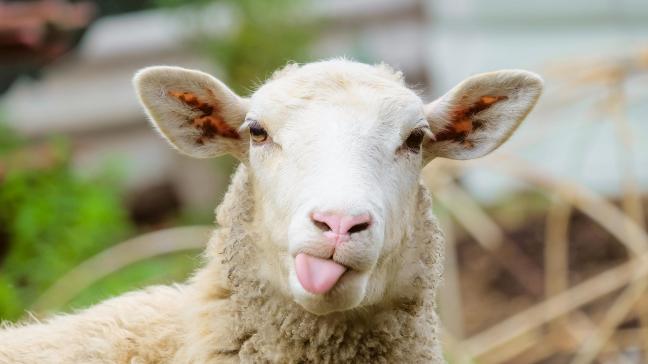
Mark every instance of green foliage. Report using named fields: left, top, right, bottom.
left=156, top=0, right=317, bottom=93
left=0, top=129, right=132, bottom=321
left=66, top=251, right=199, bottom=311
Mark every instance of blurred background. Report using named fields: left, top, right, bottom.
left=1, top=0, right=648, bottom=362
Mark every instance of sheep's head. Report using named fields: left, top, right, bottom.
left=134, top=60, right=542, bottom=315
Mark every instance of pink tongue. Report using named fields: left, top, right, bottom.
left=295, top=253, right=347, bottom=294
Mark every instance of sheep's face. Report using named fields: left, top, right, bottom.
left=135, top=60, right=543, bottom=315
left=245, top=71, right=427, bottom=314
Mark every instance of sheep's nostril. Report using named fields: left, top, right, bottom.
left=313, top=220, right=332, bottom=232
left=348, top=222, right=370, bottom=234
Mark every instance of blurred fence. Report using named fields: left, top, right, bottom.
left=435, top=49, right=648, bottom=364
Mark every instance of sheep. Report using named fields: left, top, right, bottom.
left=0, top=59, right=543, bottom=363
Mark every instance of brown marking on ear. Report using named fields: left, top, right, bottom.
left=480, top=95, right=502, bottom=105
left=435, top=95, right=508, bottom=143
left=169, top=91, right=240, bottom=142
left=453, top=119, right=473, bottom=133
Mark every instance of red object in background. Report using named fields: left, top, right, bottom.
left=0, top=0, right=95, bottom=62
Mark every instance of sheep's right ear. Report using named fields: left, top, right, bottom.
left=134, top=66, right=249, bottom=159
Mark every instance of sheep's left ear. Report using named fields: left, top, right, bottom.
left=134, top=66, right=249, bottom=160
left=423, top=70, right=543, bottom=161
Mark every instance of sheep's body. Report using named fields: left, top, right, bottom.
left=0, top=285, right=186, bottom=363
left=0, top=165, right=445, bottom=363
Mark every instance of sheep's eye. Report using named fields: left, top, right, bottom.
left=404, top=129, right=425, bottom=152
left=249, top=123, right=268, bottom=144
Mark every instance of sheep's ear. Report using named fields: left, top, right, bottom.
left=423, top=70, right=543, bottom=161
left=134, top=66, right=249, bottom=159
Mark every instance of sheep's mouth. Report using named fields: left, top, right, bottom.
left=294, top=253, right=348, bottom=295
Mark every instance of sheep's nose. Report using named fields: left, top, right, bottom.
left=311, top=212, right=372, bottom=240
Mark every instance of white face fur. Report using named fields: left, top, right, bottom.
left=134, top=59, right=543, bottom=315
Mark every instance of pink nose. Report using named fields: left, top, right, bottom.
left=311, top=212, right=372, bottom=244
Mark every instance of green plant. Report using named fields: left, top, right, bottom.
left=66, top=251, right=199, bottom=311
left=0, top=128, right=132, bottom=320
